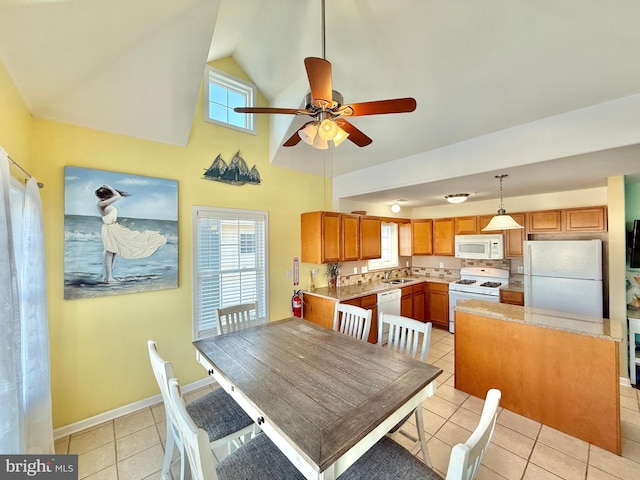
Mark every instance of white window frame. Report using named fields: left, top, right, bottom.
left=204, top=66, right=257, bottom=134
left=368, top=222, right=399, bottom=271
left=192, top=206, right=268, bottom=340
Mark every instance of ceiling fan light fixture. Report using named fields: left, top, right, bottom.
left=312, top=133, right=329, bottom=150
left=445, top=193, right=469, bottom=204
left=482, top=174, right=524, bottom=231
left=318, top=118, right=339, bottom=140
left=332, top=126, right=349, bottom=146
left=299, top=123, right=318, bottom=145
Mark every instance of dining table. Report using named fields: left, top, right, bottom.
left=193, top=317, right=442, bottom=480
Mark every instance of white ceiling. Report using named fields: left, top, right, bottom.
left=1, top=0, right=640, bottom=207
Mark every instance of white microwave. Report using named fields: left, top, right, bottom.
left=454, top=234, right=504, bottom=260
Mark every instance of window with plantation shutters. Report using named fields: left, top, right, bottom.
left=193, top=207, right=268, bottom=340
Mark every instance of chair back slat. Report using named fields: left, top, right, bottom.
left=378, top=312, right=432, bottom=361
left=217, top=302, right=259, bottom=334
left=333, top=303, right=372, bottom=341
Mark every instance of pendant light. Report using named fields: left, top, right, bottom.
left=482, top=174, right=524, bottom=231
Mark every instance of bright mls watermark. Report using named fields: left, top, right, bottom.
left=1, top=455, right=78, bottom=480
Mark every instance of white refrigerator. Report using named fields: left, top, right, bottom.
left=523, top=239, right=603, bottom=318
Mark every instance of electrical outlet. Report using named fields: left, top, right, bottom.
left=405, top=261, right=409, bottom=267
left=311, top=268, right=318, bottom=277
left=286, top=269, right=292, bottom=278
left=517, top=266, right=524, bottom=274
left=439, top=262, right=444, bottom=268
left=353, top=267, right=358, bottom=274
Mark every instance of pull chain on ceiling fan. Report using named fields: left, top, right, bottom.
left=233, top=0, right=417, bottom=149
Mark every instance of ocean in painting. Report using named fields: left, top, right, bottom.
left=64, top=214, right=178, bottom=299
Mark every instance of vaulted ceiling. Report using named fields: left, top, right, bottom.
left=1, top=0, right=639, bottom=207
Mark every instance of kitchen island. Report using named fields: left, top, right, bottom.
left=454, top=300, right=622, bottom=455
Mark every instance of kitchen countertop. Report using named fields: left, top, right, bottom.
left=455, top=299, right=622, bottom=341
left=304, top=276, right=455, bottom=302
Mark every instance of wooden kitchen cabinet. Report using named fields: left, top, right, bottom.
left=302, top=293, right=336, bottom=330
left=455, top=216, right=478, bottom=235
left=563, top=206, right=607, bottom=232
left=427, top=282, right=449, bottom=329
left=360, top=216, right=382, bottom=260
left=399, top=222, right=413, bottom=256
left=301, top=211, right=341, bottom=263
left=478, top=215, right=494, bottom=233
left=504, top=212, right=526, bottom=258
left=500, top=289, right=524, bottom=306
left=433, top=218, right=455, bottom=256
left=412, top=219, right=433, bottom=255
left=341, top=214, right=360, bottom=261
left=412, top=283, right=426, bottom=321
left=341, top=294, right=378, bottom=344
left=527, top=210, right=562, bottom=232
left=401, top=286, right=413, bottom=318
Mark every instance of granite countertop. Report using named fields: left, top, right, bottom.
left=304, top=276, right=455, bottom=302
left=455, top=299, right=622, bottom=341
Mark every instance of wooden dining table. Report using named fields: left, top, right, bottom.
left=193, top=317, right=442, bottom=480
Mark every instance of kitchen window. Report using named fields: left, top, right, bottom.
left=192, top=207, right=268, bottom=340
left=368, top=222, right=398, bottom=271
left=204, top=66, right=257, bottom=134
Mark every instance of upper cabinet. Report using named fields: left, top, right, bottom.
left=454, top=216, right=479, bottom=235
left=341, top=214, right=360, bottom=261
left=433, top=218, right=455, bottom=256
left=412, top=219, right=433, bottom=255
left=301, top=211, right=341, bottom=264
left=527, top=210, right=562, bottom=232
left=360, top=216, right=382, bottom=260
left=301, top=211, right=383, bottom=264
left=563, top=206, right=607, bottom=232
left=504, top=212, right=526, bottom=258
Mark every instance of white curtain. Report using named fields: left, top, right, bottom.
left=0, top=149, right=53, bottom=454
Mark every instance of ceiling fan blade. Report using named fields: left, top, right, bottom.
left=339, top=120, right=373, bottom=147
left=339, top=97, right=417, bottom=117
left=234, top=107, right=306, bottom=115
left=283, top=121, right=315, bottom=147
left=304, top=57, right=333, bottom=107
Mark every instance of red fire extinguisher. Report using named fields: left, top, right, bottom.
left=292, top=290, right=302, bottom=318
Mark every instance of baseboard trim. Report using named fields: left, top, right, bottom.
left=53, top=377, right=215, bottom=440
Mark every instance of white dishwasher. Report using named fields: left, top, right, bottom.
left=377, top=289, right=401, bottom=344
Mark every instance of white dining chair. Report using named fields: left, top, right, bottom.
left=338, top=389, right=502, bottom=480
left=333, top=303, right=372, bottom=341
left=378, top=312, right=433, bottom=465
left=216, top=302, right=258, bottom=334
left=167, top=378, right=305, bottom=480
left=147, top=340, right=255, bottom=480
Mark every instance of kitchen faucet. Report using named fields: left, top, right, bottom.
left=384, top=269, right=394, bottom=281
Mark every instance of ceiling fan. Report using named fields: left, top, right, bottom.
left=233, top=1, right=417, bottom=149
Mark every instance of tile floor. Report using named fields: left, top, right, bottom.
left=55, top=328, right=640, bottom=480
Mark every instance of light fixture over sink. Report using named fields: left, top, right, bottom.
left=482, top=174, right=524, bottom=231
left=445, top=193, right=470, bottom=204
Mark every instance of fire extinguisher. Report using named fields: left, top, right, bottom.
left=292, top=290, right=302, bottom=318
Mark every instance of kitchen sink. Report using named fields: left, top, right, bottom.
left=388, top=278, right=414, bottom=284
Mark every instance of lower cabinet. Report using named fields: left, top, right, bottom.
left=400, top=284, right=427, bottom=322
left=342, top=294, right=378, bottom=344
left=500, top=289, right=524, bottom=306
left=302, top=294, right=336, bottom=330
left=427, top=282, right=449, bottom=329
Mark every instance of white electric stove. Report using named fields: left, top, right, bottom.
left=448, top=267, right=509, bottom=333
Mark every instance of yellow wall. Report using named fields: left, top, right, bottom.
left=0, top=60, right=32, bottom=175
left=1, top=57, right=330, bottom=428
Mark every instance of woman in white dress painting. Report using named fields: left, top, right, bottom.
left=95, top=184, right=167, bottom=283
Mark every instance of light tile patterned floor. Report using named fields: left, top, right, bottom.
left=55, top=328, right=640, bottom=480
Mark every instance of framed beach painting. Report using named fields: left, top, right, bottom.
left=64, top=166, right=178, bottom=299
